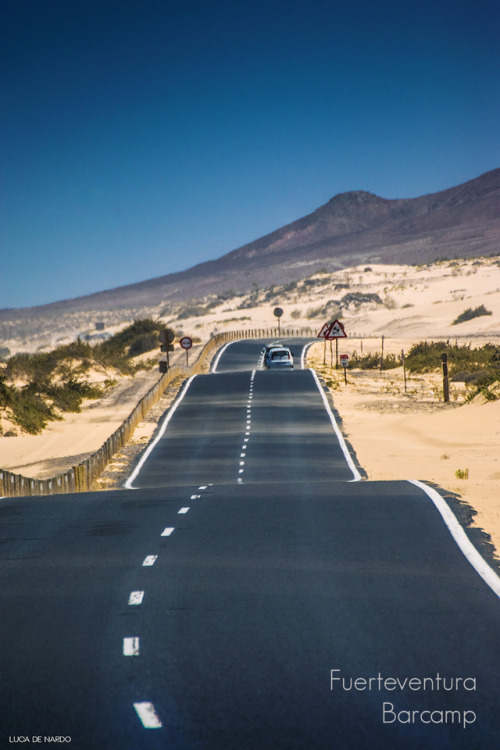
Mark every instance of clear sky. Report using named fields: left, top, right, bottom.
left=1, top=0, right=499, bottom=310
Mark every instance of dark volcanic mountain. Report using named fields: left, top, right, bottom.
left=1, top=168, right=499, bottom=325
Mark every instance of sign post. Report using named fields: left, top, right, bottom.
left=180, top=336, right=193, bottom=366
left=159, top=328, right=175, bottom=371
left=318, top=319, right=348, bottom=372
left=273, top=307, right=283, bottom=336
left=340, top=354, right=349, bottom=384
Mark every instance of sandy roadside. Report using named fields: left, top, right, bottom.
left=307, top=342, right=500, bottom=563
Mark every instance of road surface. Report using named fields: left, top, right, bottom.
left=0, top=338, right=498, bottom=749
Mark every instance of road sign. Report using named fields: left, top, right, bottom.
left=179, top=336, right=193, bottom=350
left=340, top=354, right=349, bottom=367
left=273, top=307, right=283, bottom=318
left=326, top=319, right=347, bottom=339
left=318, top=319, right=347, bottom=339
left=159, top=328, right=175, bottom=345
left=317, top=322, right=331, bottom=338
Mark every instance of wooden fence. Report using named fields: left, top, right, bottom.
left=0, top=328, right=310, bottom=497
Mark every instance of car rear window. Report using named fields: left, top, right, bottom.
left=271, top=350, right=290, bottom=359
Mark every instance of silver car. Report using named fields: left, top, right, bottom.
left=265, top=346, right=294, bottom=369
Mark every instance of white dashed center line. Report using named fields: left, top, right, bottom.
left=128, top=591, right=145, bottom=605
left=123, top=637, right=140, bottom=656
left=142, top=555, right=158, bottom=566
left=161, top=527, right=174, bottom=537
left=178, top=507, right=190, bottom=514
left=134, top=702, right=163, bottom=729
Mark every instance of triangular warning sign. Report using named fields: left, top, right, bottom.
left=325, top=319, right=347, bottom=339
left=317, top=322, right=332, bottom=338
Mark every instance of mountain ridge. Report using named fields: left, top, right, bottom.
left=1, top=168, right=499, bottom=323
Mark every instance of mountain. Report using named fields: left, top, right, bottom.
left=1, top=168, right=499, bottom=330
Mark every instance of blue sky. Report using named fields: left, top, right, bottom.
left=1, top=0, right=499, bottom=309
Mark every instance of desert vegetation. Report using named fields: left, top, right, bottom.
left=0, top=319, right=163, bottom=435
left=452, top=304, right=492, bottom=325
left=349, top=341, right=500, bottom=401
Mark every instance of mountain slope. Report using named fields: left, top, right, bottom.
left=1, top=168, right=499, bottom=324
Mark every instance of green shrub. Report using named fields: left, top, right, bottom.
left=127, top=333, right=159, bottom=357
left=349, top=352, right=401, bottom=370
left=10, top=389, right=60, bottom=434
left=452, top=305, right=492, bottom=325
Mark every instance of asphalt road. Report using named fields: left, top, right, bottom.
left=0, top=338, right=498, bottom=749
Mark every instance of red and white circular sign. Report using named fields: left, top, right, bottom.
left=179, top=336, right=193, bottom=350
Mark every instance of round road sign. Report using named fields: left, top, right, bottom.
left=273, top=307, right=283, bottom=318
left=159, top=328, right=175, bottom=344
left=179, top=336, right=193, bottom=350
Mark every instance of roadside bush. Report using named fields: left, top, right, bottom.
left=349, top=352, right=400, bottom=370
left=10, top=389, right=60, bottom=434
left=405, top=341, right=500, bottom=376
left=452, top=305, right=492, bottom=325
left=127, top=333, right=159, bottom=357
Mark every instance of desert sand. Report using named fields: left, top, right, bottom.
left=308, top=342, right=500, bottom=562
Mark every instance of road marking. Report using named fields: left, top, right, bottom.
left=123, top=637, right=140, bottom=656
left=211, top=340, right=234, bottom=371
left=125, top=375, right=197, bottom=489
left=190, top=494, right=201, bottom=499
left=409, top=480, right=500, bottom=599
left=301, top=341, right=316, bottom=369
left=128, top=591, right=144, bottom=605
left=178, top=507, right=190, bottom=514
left=239, top=469, right=244, bottom=474
left=142, top=555, right=158, bottom=566
left=133, top=702, right=163, bottom=729
left=198, top=485, right=208, bottom=490
left=310, top=368, right=362, bottom=481
left=161, top=527, right=174, bottom=536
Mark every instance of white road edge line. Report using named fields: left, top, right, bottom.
left=301, top=341, right=316, bottom=370
left=124, top=375, right=197, bottom=489
left=310, top=368, right=361, bottom=482
left=211, top=340, right=237, bottom=372
left=409, top=479, right=500, bottom=599
left=133, top=702, right=163, bottom=729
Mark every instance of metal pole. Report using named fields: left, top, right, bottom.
left=380, top=335, right=384, bottom=372
left=402, top=349, right=407, bottom=393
